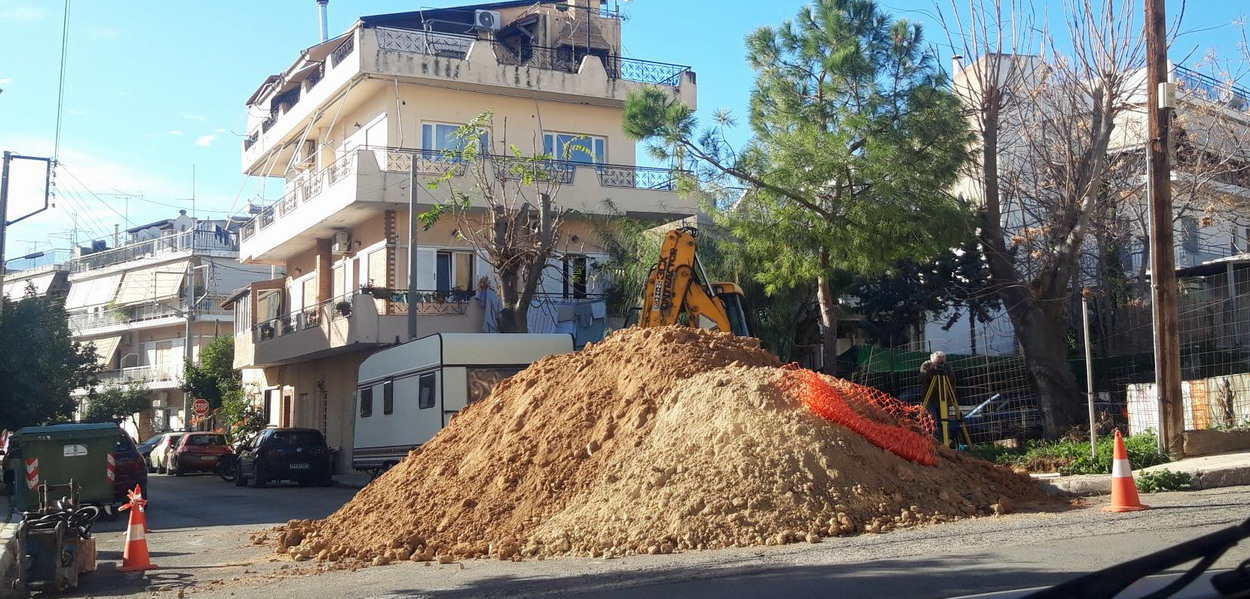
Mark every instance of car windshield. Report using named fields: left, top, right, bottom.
left=187, top=434, right=227, bottom=446
left=140, top=435, right=162, bottom=446
left=272, top=431, right=324, bottom=447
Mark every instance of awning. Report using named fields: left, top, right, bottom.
left=113, top=261, right=188, bottom=306
left=302, top=32, right=351, bottom=63
left=88, top=336, right=122, bottom=367
left=3, top=272, right=56, bottom=299
left=64, top=272, right=123, bottom=309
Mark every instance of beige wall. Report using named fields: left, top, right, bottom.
left=240, top=350, right=372, bottom=471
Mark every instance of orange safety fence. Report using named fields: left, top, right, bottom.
left=778, top=367, right=939, bottom=466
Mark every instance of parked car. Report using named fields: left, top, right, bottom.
left=113, top=431, right=149, bottom=501
left=148, top=433, right=182, bottom=474
left=236, top=428, right=333, bottom=488
left=168, top=432, right=232, bottom=476
left=136, top=434, right=164, bottom=471
left=961, top=393, right=1044, bottom=443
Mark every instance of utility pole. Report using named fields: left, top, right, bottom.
left=1145, top=0, right=1184, bottom=458
left=1081, top=290, right=1097, bottom=460
left=0, top=151, right=11, bottom=317
left=184, top=260, right=196, bottom=431
left=407, top=161, right=419, bottom=341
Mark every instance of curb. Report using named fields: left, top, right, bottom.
left=1033, top=464, right=1250, bottom=495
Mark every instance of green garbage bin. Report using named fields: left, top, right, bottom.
left=11, top=423, right=122, bottom=512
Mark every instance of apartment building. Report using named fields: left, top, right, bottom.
left=226, top=0, right=700, bottom=468
left=67, top=212, right=272, bottom=439
left=2, top=251, right=71, bottom=301
left=922, top=56, right=1250, bottom=355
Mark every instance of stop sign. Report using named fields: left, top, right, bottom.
left=192, top=398, right=210, bottom=416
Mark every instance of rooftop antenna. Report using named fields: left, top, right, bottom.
left=317, top=0, right=329, bottom=42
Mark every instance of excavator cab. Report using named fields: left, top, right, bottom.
left=638, top=227, right=752, bottom=337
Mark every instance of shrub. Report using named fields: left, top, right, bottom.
left=997, top=431, right=1169, bottom=475
left=1136, top=469, right=1193, bottom=493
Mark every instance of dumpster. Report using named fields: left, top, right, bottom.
left=10, top=424, right=122, bottom=512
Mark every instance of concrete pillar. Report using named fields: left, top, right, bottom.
left=316, top=238, right=333, bottom=303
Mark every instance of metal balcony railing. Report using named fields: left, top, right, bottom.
left=97, top=364, right=182, bottom=385
left=68, top=295, right=233, bottom=334
left=1174, top=65, right=1249, bottom=112
left=330, top=34, right=355, bottom=67
left=490, top=42, right=691, bottom=86
left=375, top=27, right=474, bottom=59
left=239, top=148, right=687, bottom=243
left=70, top=229, right=239, bottom=273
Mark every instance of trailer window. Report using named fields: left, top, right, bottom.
left=360, top=387, right=373, bottom=418
left=467, top=367, right=524, bottom=404
left=383, top=380, right=394, bottom=415
left=418, top=373, right=436, bottom=409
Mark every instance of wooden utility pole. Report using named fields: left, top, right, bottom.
left=1145, top=0, right=1184, bottom=458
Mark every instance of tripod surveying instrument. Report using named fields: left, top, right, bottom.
left=919, top=352, right=973, bottom=448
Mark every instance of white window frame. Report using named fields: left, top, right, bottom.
left=543, top=131, right=606, bottom=164
left=421, top=122, right=490, bottom=157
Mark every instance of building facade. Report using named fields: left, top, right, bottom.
left=923, top=56, right=1250, bottom=356
left=227, top=0, right=700, bottom=469
left=67, top=212, right=272, bottom=439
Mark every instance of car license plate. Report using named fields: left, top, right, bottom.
left=290, top=463, right=309, bottom=470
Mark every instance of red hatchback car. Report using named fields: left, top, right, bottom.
left=168, top=432, right=232, bottom=476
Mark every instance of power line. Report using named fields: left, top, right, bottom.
left=52, top=0, right=72, bottom=165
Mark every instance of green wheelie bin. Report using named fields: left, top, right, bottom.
left=10, top=423, right=122, bottom=512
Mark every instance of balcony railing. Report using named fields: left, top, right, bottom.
left=239, top=148, right=687, bottom=243
left=490, top=42, right=691, bottom=86
left=97, top=364, right=182, bottom=386
left=375, top=27, right=474, bottom=59
left=69, top=294, right=234, bottom=334
left=70, top=229, right=239, bottom=273
left=254, top=293, right=356, bottom=342
left=1174, top=65, right=1249, bottom=112
left=330, top=34, right=355, bottom=67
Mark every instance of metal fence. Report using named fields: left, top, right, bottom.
left=70, top=229, right=239, bottom=273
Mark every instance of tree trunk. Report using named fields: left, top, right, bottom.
left=1006, top=299, right=1085, bottom=437
left=816, top=274, right=839, bottom=374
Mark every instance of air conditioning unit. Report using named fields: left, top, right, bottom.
left=474, top=9, right=501, bottom=31
left=332, top=231, right=352, bottom=255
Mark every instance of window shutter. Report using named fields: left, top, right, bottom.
left=416, top=248, right=437, bottom=290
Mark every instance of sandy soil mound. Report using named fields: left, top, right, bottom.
left=271, top=326, right=1049, bottom=564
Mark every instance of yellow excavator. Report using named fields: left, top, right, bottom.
left=639, top=227, right=752, bottom=337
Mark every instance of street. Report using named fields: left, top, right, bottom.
left=55, top=476, right=1250, bottom=599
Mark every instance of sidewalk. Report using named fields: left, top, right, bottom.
left=1036, top=449, right=1250, bottom=495
left=0, top=492, right=18, bottom=599
left=333, top=471, right=374, bottom=490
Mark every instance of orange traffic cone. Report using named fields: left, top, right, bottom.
left=1103, top=430, right=1150, bottom=512
left=117, top=485, right=158, bottom=572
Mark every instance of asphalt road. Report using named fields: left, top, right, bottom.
left=56, top=477, right=1250, bottom=599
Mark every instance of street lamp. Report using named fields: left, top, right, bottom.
left=4, top=251, right=45, bottom=265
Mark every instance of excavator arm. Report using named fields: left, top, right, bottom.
left=639, top=227, right=750, bottom=337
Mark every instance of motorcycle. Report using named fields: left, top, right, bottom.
left=214, top=453, right=238, bottom=482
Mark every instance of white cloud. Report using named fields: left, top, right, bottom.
left=0, top=7, right=46, bottom=21
left=87, top=26, right=121, bottom=40
left=180, top=113, right=208, bottom=122
left=169, top=130, right=184, bottom=137
left=0, top=77, right=12, bottom=85
left=194, top=135, right=217, bottom=147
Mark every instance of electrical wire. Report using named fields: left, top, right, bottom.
left=52, top=0, right=71, bottom=165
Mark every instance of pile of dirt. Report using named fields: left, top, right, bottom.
left=272, top=326, right=1049, bottom=564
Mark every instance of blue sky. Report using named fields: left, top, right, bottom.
left=0, top=0, right=1246, bottom=266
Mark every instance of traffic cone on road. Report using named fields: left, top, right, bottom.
left=117, top=485, right=158, bottom=572
left=1103, top=430, right=1150, bottom=513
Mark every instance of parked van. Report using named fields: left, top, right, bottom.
left=352, top=333, right=574, bottom=475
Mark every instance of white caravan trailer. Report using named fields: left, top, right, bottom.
left=352, top=332, right=574, bottom=475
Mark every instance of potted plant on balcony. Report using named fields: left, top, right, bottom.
left=362, top=285, right=396, bottom=300
left=335, top=300, right=353, bottom=317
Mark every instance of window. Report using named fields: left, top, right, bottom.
left=563, top=254, right=588, bottom=299
left=383, top=380, right=394, bottom=415
left=543, top=132, right=606, bottom=164
left=436, top=251, right=475, bottom=293
left=360, top=386, right=373, bottom=418
left=1182, top=216, right=1199, bottom=252
left=418, top=373, right=436, bottom=409
left=422, top=122, right=489, bottom=158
